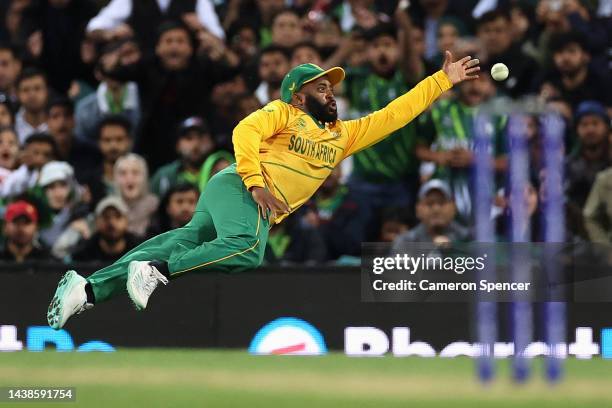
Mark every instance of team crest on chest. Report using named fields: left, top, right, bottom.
left=296, top=118, right=306, bottom=130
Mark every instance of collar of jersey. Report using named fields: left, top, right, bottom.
left=305, top=112, right=326, bottom=129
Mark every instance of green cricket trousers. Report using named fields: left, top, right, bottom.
left=86, top=164, right=269, bottom=303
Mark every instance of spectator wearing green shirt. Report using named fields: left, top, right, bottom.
left=150, top=117, right=215, bottom=198
left=343, top=20, right=424, bottom=239
left=415, top=71, right=508, bottom=222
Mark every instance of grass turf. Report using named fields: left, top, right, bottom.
left=1, top=349, right=611, bottom=407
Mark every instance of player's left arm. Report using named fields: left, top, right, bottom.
left=342, top=51, right=479, bottom=158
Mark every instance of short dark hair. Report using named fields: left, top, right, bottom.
left=227, top=19, right=261, bottom=45
left=156, top=20, right=194, bottom=48
left=380, top=206, right=415, bottom=228
left=292, top=41, right=320, bottom=56
left=23, top=132, right=58, bottom=156
left=0, top=42, right=20, bottom=60
left=165, top=183, right=200, bottom=203
left=271, top=8, right=301, bottom=26
left=96, top=114, right=132, bottom=139
left=158, top=183, right=200, bottom=228
left=16, top=67, right=47, bottom=89
left=363, top=23, right=397, bottom=42
left=550, top=32, right=588, bottom=54
left=0, top=126, right=17, bottom=139
left=46, top=96, right=74, bottom=115
left=259, top=45, right=290, bottom=62
left=477, top=9, right=511, bottom=28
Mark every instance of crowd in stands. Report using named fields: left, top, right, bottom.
left=0, top=0, right=609, bottom=265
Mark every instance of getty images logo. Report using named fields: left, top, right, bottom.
left=249, top=317, right=327, bottom=355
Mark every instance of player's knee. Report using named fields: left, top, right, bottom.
left=243, top=239, right=265, bottom=269
left=231, top=234, right=262, bottom=268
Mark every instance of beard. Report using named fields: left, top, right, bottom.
left=305, top=95, right=338, bottom=124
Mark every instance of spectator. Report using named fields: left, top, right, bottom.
left=252, top=0, right=286, bottom=46
left=148, top=183, right=199, bottom=236
left=270, top=8, right=304, bottom=49
left=75, top=41, right=141, bottom=146
left=113, top=153, right=158, bottom=238
left=72, top=195, right=139, bottom=262
left=313, top=17, right=344, bottom=60
left=411, top=0, right=450, bottom=60
left=36, top=161, right=90, bottom=259
left=230, top=92, right=262, bottom=127
left=291, top=42, right=323, bottom=67
left=428, top=16, right=467, bottom=68
left=535, top=0, right=609, bottom=73
left=379, top=206, right=413, bottom=243
left=150, top=116, right=215, bottom=198
left=86, top=0, right=224, bottom=54
left=476, top=9, right=538, bottom=97
left=393, top=179, right=471, bottom=245
left=0, top=43, right=21, bottom=100
left=0, top=127, right=19, bottom=185
left=313, top=166, right=365, bottom=259
left=342, top=23, right=432, bottom=239
left=255, top=45, right=290, bottom=105
left=209, top=76, right=252, bottom=148
left=102, top=20, right=239, bottom=170
left=226, top=19, right=260, bottom=67
left=565, top=101, right=610, bottom=208
left=583, top=167, right=612, bottom=244
left=0, top=96, right=15, bottom=127
left=416, top=71, right=507, bottom=221
left=540, top=32, right=611, bottom=111
left=0, top=200, right=49, bottom=262
left=46, top=96, right=101, bottom=178
left=15, top=67, right=49, bottom=143
left=0, top=132, right=56, bottom=199
left=81, top=114, right=133, bottom=208
left=19, top=0, right=97, bottom=94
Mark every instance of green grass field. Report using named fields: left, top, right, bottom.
left=1, top=350, right=611, bottom=407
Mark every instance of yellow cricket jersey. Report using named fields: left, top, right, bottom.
left=233, top=70, right=453, bottom=224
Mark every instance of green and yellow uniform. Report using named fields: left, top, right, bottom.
left=86, top=65, right=452, bottom=303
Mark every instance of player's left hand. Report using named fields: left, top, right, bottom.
left=442, top=50, right=480, bottom=85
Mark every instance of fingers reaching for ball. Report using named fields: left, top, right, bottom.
left=442, top=50, right=481, bottom=84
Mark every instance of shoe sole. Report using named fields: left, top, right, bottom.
left=126, top=262, right=145, bottom=311
left=47, top=270, right=79, bottom=330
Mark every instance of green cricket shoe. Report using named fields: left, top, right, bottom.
left=127, top=261, right=168, bottom=310
left=47, top=270, right=93, bottom=330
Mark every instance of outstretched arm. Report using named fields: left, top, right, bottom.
left=342, top=51, right=480, bottom=157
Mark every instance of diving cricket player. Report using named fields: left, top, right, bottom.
left=47, top=51, right=480, bottom=329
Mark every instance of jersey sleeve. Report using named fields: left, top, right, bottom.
left=341, top=70, right=452, bottom=158
left=232, top=100, right=289, bottom=190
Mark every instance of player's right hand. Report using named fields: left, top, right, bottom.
left=250, top=186, right=290, bottom=220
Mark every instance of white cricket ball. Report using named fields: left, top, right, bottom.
left=490, top=63, right=509, bottom=81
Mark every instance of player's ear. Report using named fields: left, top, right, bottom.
left=292, top=92, right=305, bottom=107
